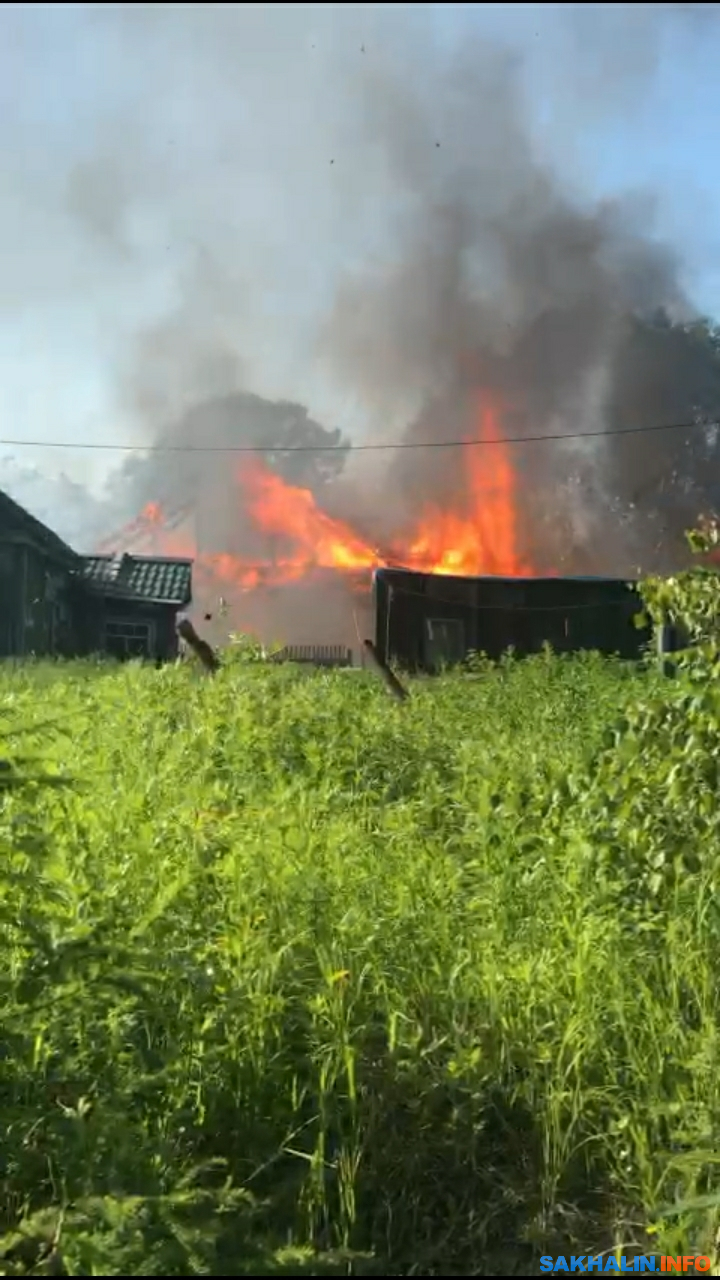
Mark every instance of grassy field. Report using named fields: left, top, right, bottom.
left=1, top=647, right=720, bottom=1275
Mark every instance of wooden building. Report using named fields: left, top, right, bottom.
left=77, top=554, right=193, bottom=661
left=0, top=489, right=193, bottom=661
left=372, top=567, right=650, bottom=671
left=0, top=488, right=80, bottom=657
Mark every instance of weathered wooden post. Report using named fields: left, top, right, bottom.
left=176, top=617, right=220, bottom=674
left=362, top=639, right=409, bottom=702
left=656, top=612, right=679, bottom=678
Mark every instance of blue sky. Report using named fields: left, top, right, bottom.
left=2, top=2, right=720, bottom=507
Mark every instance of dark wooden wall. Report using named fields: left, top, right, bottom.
left=0, top=541, right=76, bottom=658
left=373, top=570, right=650, bottom=671
left=71, top=595, right=181, bottom=662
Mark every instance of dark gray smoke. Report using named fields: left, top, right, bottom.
left=5, top=3, right=720, bottom=640
left=319, top=23, right=719, bottom=574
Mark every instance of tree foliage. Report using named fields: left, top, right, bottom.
left=608, top=314, right=720, bottom=570
left=639, top=514, right=720, bottom=645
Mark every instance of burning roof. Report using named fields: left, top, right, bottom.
left=98, top=397, right=535, bottom=619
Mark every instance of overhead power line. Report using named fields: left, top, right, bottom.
left=0, top=416, right=718, bottom=455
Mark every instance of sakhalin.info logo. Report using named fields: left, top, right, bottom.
left=539, top=1258, right=712, bottom=1273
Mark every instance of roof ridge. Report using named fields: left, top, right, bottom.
left=81, top=552, right=193, bottom=564
left=0, top=487, right=79, bottom=564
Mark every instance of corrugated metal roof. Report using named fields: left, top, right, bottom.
left=81, top=554, right=193, bottom=605
left=0, top=488, right=79, bottom=566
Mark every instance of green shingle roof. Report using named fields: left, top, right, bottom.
left=81, top=554, right=193, bottom=605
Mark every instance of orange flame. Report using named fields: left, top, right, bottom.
left=402, top=405, right=529, bottom=576
left=108, top=398, right=531, bottom=595
left=242, top=460, right=383, bottom=577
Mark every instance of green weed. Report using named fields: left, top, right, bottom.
left=0, top=646, right=717, bottom=1274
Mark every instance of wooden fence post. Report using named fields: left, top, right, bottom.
left=656, top=613, right=676, bottom=678
left=176, top=617, right=220, bottom=674
left=362, top=639, right=409, bottom=702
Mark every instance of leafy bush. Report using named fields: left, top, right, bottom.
left=639, top=515, right=720, bottom=647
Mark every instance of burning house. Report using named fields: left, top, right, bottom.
left=100, top=400, right=656, bottom=670
left=101, top=400, right=540, bottom=646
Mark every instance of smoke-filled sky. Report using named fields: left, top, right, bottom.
left=2, top=2, right=720, bottom=551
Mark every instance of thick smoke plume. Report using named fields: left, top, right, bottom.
left=319, top=22, right=718, bottom=575
left=5, top=4, right=720, bottom=641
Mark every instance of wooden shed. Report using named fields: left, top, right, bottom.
left=77, top=554, right=193, bottom=661
left=372, top=568, right=650, bottom=671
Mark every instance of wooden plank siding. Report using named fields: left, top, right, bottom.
left=373, top=569, right=650, bottom=671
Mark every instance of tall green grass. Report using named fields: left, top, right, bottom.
left=0, top=650, right=718, bottom=1275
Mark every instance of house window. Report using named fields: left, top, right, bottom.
left=104, top=619, right=153, bottom=660
left=424, top=617, right=466, bottom=669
